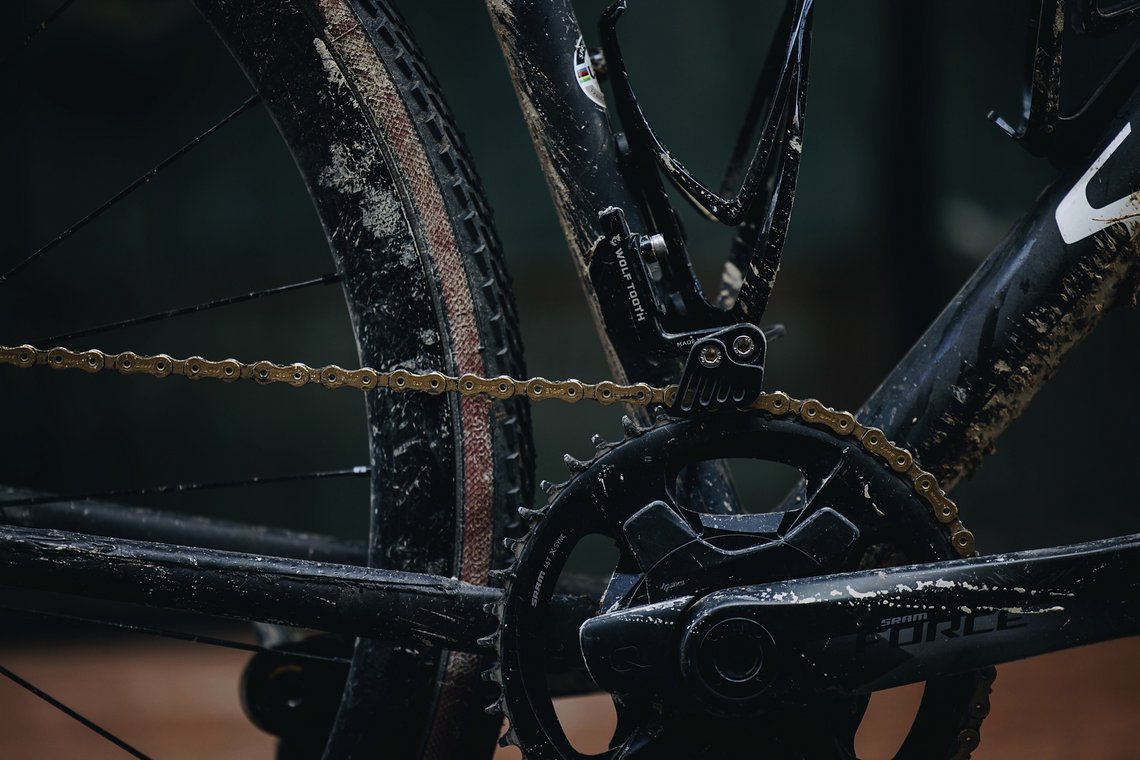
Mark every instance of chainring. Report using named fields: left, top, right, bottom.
left=493, top=407, right=994, bottom=759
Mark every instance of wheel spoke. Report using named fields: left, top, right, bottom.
left=0, top=662, right=151, bottom=759
left=2, top=606, right=350, bottom=664
left=0, top=466, right=371, bottom=508
left=35, top=271, right=342, bottom=344
left=0, top=94, right=262, bottom=285
left=0, top=0, right=82, bottom=70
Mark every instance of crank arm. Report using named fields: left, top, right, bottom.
left=582, top=532, right=1140, bottom=710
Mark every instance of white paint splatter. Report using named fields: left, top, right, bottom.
left=846, top=585, right=881, bottom=600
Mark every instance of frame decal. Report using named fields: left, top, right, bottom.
left=573, top=35, right=605, bottom=108
left=1056, top=121, right=1140, bottom=244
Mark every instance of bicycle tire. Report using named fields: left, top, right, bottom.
left=191, top=1, right=535, bottom=757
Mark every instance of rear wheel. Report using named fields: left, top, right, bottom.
left=7, top=0, right=533, bottom=756
left=203, top=2, right=533, bottom=755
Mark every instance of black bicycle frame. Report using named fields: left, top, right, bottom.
left=1, top=0, right=1139, bottom=692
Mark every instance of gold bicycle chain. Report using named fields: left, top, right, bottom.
left=0, top=342, right=974, bottom=555
left=0, top=340, right=989, bottom=755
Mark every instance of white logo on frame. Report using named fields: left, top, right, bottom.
left=1055, top=122, right=1140, bottom=244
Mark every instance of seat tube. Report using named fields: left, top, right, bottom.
left=485, top=0, right=648, bottom=386
left=486, top=0, right=741, bottom=514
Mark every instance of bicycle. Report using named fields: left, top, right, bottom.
left=1, top=0, right=1139, bottom=758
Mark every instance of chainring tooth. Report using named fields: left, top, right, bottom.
left=562, top=453, right=592, bottom=474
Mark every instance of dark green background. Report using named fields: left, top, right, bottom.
left=1, top=0, right=1138, bottom=554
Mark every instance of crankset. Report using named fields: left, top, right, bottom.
left=493, top=407, right=991, bottom=759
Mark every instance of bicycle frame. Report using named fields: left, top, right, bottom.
left=1, top=0, right=1139, bottom=703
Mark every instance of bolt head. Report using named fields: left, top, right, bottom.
left=698, top=345, right=722, bottom=368
left=731, top=334, right=756, bottom=359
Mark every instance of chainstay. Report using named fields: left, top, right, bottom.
left=1, top=341, right=990, bottom=755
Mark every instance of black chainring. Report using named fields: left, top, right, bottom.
left=496, top=410, right=990, bottom=759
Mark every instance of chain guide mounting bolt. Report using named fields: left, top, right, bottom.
left=638, top=234, right=668, bottom=261
left=638, top=234, right=667, bottom=282
left=698, top=345, right=722, bottom=368
left=731, top=334, right=756, bottom=359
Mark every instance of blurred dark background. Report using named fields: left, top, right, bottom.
left=0, top=0, right=1138, bottom=757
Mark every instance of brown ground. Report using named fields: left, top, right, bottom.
left=1, top=637, right=1138, bottom=758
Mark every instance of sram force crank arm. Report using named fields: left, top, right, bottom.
left=582, top=532, right=1140, bottom=712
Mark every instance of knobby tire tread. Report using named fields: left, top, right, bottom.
left=188, top=0, right=534, bottom=757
